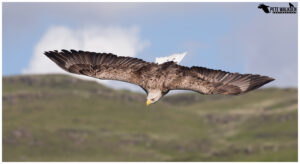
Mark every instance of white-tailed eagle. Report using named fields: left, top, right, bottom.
left=45, top=50, right=274, bottom=106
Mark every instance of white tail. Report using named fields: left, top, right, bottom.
left=155, top=52, right=187, bottom=64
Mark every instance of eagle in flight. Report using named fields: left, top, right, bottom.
left=45, top=50, right=274, bottom=106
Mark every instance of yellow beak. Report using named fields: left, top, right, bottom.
left=146, top=100, right=151, bottom=106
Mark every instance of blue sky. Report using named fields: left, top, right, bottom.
left=3, top=2, right=298, bottom=90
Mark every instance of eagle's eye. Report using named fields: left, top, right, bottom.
left=151, top=98, right=155, bottom=101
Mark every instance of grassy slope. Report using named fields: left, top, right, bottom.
left=2, top=74, right=298, bottom=161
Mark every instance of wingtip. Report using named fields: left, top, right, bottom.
left=264, top=76, right=275, bottom=83
left=269, top=77, right=275, bottom=81
left=61, top=49, right=69, bottom=53
left=44, top=50, right=69, bottom=56
left=246, top=75, right=275, bottom=92
left=44, top=51, right=53, bottom=57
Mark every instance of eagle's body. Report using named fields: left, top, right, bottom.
left=45, top=50, right=274, bottom=105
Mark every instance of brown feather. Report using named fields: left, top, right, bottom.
left=168, top=65, right=274, bottom=95
left=44, top=50, right=153, bottom=91
left=45, top=50, right=274, bottom=96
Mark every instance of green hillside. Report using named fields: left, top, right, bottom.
left=2, top=74, right=298, bottom=161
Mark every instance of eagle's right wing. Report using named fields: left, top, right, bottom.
left=168, top=65, right=274, bottom=95
left=44, top=50, right=154, bottom=91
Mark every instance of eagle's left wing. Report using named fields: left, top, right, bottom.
left=44, top=50, right=154, bottom=91
left=167, top=65, right=274, bottom=95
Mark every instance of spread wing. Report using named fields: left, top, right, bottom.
left=168, top=65, right=274, bottom=95
left=44, top=50, right=152, bottom=90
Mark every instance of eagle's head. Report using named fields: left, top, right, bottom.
left=146, top=89, right=163, bottom=106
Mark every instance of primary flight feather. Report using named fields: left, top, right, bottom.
left=44, top=50, right=274, bottom=106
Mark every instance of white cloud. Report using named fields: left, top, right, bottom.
left=23, top=25, right=149, bottom=91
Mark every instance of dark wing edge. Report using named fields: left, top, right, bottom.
left=44, top=49, right=151, bottom=89
left=169, top=66, right=275, bottom=95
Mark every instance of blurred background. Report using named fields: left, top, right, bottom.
left=2, top=2, right=298, bottom=161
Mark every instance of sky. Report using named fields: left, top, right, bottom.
left=3, top=2, right=298, bottom=91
